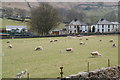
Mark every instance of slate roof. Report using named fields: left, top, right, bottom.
left=6, top=26, right=27, bottom=30
left=69, top=19, right=87, bottom=26
left=96, top=19, right=113, bottom=25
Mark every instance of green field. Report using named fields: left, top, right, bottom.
left=2, top=35, right=118, bottom=78
left=0, top=18, right=28, bottom=28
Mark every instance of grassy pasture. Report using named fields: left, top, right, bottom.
left=2, top=35, right=118, bottom=78
left=0, top=18, right=27, bottom=28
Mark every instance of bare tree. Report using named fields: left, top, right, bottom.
left=30, top=3, right=61, bottom=36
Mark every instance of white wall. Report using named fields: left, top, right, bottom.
left=94, top=24, right=119, bottom=33
left=68, top=25, right=88, bottom=33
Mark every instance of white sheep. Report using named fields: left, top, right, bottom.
left=21, top=69, right=28, bottom=75
left=35, top=46, right=43, bottom=51
left=66, top=48, right=73, bottom=52
left=80, top=42, right=86, bottom=45
left=109, top=39, right=114, bottom=42
left=16, top=73, right=22, bottom=78
left=112, top=43, right=116, bottom=47
left=8, top=44, right=13, bottom=48
left=50, top=40, right=54, bottom=43
left=54, top=39, right=58, bottom=42
left=90, top=51, right=102, bottom=57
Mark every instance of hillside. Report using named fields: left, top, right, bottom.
left=2, top=2, right=118, bottom=11
left=0, top=18, right=27, bottom=28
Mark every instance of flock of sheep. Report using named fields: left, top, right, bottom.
left=6, top=36, right=117, bottom=58
left=5, top=36, right=117, bottom=78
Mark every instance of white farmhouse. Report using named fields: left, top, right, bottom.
left=66, top=19, right=88, bottom=34
left=6, top=26, right=27, bottom=32
left=91, top=19, right=119, bottom=33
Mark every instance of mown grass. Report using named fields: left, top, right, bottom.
left=2, top=35, right=118, bottom=78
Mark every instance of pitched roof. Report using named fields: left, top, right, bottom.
left=6, top=26, right=27, bottom=30
left=69, top=19, right=87, bottom=26
left=96, top=19, right=113, bottom=25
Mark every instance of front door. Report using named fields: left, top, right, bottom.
left=77, top=25, right=80, bottom=33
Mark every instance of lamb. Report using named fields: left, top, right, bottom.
left=66, top=48, right=73, bottom=52
left=16, top=69, right=28, bottom=78
left=8, top=44, right=13, bottom=48
left=21, top=69, right=28, bottom=75
left=112, top=43, right=116, bottom=47
left=35, top=46, right=43, bottom=51
left=109, top=39, right=114, bottom=42
left=90, top=51, right=102, bottom=57
left=16, top=73, right=22, bottom=78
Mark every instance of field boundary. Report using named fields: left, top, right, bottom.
left=0, top=32, right=120, bottom=39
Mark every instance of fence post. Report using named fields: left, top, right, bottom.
left=108, top=59, right=110, bottom=67
left=27, top=72, right=29, bottom=80
left=60, top=66, right=64, bottom=79
left=87, top=62, right=90, bottom=72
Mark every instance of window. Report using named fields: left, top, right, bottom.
left=102, top=25, right=104, bottom=28
left=74, top=25, right=76, bottom=28
left=113, top=25, right=114, bottom=29
left=74, top=30, right=76, bottom=33
left=108, top=29, right=110, bottom=32
left=102, top=29, right=104, bottom=32
left=98, top=25, right=99, bottom=29
left=97, top=29, right=99, bottom=32
left=108, top=25, right=110, bottom=28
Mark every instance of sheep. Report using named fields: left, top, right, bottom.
left=90, top=51, right=102, bottom=57
left=16, top=69, right=28, bottom=78
left=80, top=42, right=86, bottom=45
left=80, top=42, right=84, bottom=45
left=54, top=39, right=58, bottom=42
left=8, top=44, right=13, bottom=48
left=66, top=48, right=73, bottom=52
left=7, top=40, right=10, bottom=43
left=50, top=40, right=54, bottom=43
left=100, top=40, right=102, bottom=42
left=35, top=46, right=43, bottom=51
left=109, top=39, right=114, bottom=42
left=112, top=43, right=116, bottom=47
left=16, top=73, right=22, bottom=78
left=21, top=69, right=28, bottom=75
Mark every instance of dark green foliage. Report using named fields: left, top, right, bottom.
left=30, top=3, right=61, bottom=36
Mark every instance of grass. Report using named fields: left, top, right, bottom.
left=0, top=18, right=65, bottom=29
left=0, top=18, right=27, bottom=28
left=2, top=35, right=118, bottom=78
